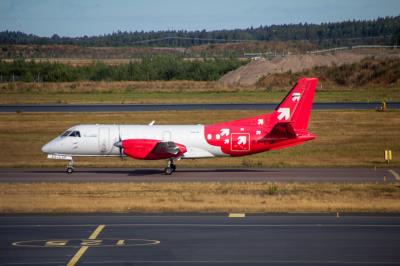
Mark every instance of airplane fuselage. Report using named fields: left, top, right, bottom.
left=42, top=124, right=225, bottom=158
left=41, top=78, right=318, bottom=174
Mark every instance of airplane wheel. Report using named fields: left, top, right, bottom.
left=171, top=164, right=176, bottom=172
left=164, top=167, right=173, bottom=175
left=66, top=167, right=74, bottom=174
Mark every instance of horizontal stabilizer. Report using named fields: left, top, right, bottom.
left=264, top=122, right=297, bottom=140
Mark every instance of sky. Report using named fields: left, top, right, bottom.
left=0, top=0, right=399, bottom=37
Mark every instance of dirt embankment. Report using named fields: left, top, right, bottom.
left=219, top=50, right=400, bottom=86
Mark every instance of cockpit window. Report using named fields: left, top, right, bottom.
left=61, top=130, right=72, bottom=137
left=69, top=131, right=81, bottom=137
left=60, top=130, right=80, bottom=137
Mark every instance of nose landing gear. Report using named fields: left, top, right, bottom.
left=66, top=159, right=74, bottom=174
left=164, top=159, right=176, bottom=175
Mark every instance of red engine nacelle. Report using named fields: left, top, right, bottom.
left=122, top=139, right=186, bottom=160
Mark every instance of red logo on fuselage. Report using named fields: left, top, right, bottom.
left=231, top=133, right=250, bottom=151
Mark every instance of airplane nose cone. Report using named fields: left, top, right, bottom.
left=41, top=143, right=51, bottom=153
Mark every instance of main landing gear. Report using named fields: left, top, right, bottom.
left=164, top=159, right=176, bottom=175
left=66, top=159, right=74, bottom=174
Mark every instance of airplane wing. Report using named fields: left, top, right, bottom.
left=121, top=139, right=187, bottom=160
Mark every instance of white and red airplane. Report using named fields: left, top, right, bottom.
left=42, top=77, right=318, bottom=174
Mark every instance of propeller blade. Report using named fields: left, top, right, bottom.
left=119, top=135, right=123, bottom=158
left=113, top=141, right=122, bottom=148
left=113, top=136, right=123, bottom=159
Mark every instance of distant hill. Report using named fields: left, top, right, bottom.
left=1, top=16, right=399, bottom=48
left=256, top=57, right=400, bottom=88
left=219, top=50, right=400, bottom=86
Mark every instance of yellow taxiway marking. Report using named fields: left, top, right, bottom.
left=389, top=169, right=400, bottom=181
left=67, top=224, right=105, bottom=266
left=89, top=224, right=105, bottom=239
left=228, top=213, right=246, bottom=218
left=117, top=239, right=125, bottom=246
left=67, top=246, right=89, bottom=266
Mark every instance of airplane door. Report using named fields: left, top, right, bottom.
left=98, top=127, right=110, bottom=154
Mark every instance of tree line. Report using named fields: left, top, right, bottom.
left=0, top=56, right=246, bottom=82
left=1, top=16, right=399, bottom=47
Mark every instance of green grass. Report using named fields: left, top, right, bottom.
left=1, top=87, right=399, bottom=104
left=0, top=110, right=399, bottom=168
left=1, top=81, right=399, bottom=104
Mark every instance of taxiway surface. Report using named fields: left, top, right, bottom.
left=0, top=168, right=398, bottom=183
left=1, top=214, right=399, bottom=265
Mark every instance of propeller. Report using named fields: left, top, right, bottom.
left=113, top=131, right=124, bottom=159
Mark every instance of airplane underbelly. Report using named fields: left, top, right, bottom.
left=183, top=147, right=216, bottom=158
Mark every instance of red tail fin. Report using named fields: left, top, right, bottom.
left=272, top=78, right=318, bottom=131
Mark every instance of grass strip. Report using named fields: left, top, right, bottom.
left=1, top=182, right=399, bottom=213
left=1, top=81, right=399, bottom=104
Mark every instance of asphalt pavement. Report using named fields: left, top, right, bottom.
left=1, top=214, right=400, bottom=265
left=0, top=167, right=398, bottom=183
